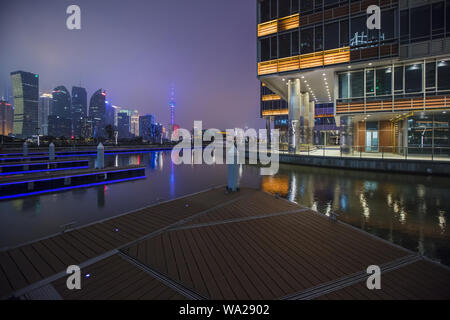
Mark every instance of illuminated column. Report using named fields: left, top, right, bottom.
left=288, top=79, right=301, bottom=153
left=340, top=116, right=353, bottom=153
left=265, top=117, right=271, bottom=146
left=300, top=92, right=313, bottom=145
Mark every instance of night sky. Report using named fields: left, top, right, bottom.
left=0, top=0, right=264, bottom=130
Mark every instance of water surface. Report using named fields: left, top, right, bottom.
left=0, top=151, right=448, bottom=266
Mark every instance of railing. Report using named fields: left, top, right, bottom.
left=261, top=94, right=281, bottom=101
left=258, top=47, right=350, bottom=75
left=336, top=95, right=450, bottom=114
left=278, top=145, right=450, bottom=162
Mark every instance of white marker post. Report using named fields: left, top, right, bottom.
left=23, top=142, right=28, bottom=156
left=49, top=142, right=55, bottom=161
left=227, top=144, right=240, bottom=192
left=96, top=142, right=104, bottom=169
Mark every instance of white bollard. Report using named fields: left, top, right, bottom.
left=23, top=142, right=28, bottom=156
left=49, top=142, right=55, bottom=161
left=96, top=142, right=104, bottom=169
left=227, top=145, right=240, bottom=192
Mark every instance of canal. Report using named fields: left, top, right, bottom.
left=0, top=150, right=449, bottom=266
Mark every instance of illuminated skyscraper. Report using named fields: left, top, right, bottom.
left=131, top=110, right=139, bottom=137
left=38, top=93, right=52, bottom=136
left=49, top=86, right=72, bottom=138
left=71, top=86, right=87, bottom=138
left=10, top=71, right=39, bottom=138
left=0, top=99, right=13, bottom=136
left=89, top=89, right=106, bottom=138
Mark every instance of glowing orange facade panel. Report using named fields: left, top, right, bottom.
left=257, top=47, right=350, bottom=75
left=257, top=14, right=299, bottom=37
left=262, top=109, right=288, bottom=116
left=262, top=94, right=281, bottom=101
left=336, top=96, right=450, bottom=114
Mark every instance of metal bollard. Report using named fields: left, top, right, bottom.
left=95, top=142, right=105, bottom=169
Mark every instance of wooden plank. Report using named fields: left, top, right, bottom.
left=0, top=251, right=28, bottom=293
left=20, top=245, right=54, bottom=278
left=8, top=248, right=42, bottom=284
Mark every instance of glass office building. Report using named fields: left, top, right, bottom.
left=10, top=71, right=39, bottom=138
left=257, top=0, right=450, bottom=154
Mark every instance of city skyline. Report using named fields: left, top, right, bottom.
left=0, top=0, right=264, bottom=130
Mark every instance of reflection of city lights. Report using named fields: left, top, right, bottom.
left=289, top=174, right=297, bottom=202
left=325, top=203, right=332, bottom=217
left=393, top=202, right=399, bottom=214
left=417, top=184, right=426, bottom=198
left=387, top=194, right=392, bottom=207
left=399, top=209, right=407, bottom=224
left=438, top=211, right=446, bottom=232
left=359, top=194, right=370, bottom=219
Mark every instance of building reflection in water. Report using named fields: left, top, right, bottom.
left=260, top=165, right=450, bottom=265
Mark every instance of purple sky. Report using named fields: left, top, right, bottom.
left=0, top=0, right=264, bottom=129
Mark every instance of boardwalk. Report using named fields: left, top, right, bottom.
left=1, top=187, right=449, bottom=300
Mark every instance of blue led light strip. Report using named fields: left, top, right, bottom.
left=0, top=161, right=88, bottom=168
left=0, top=167, right=145, bottom=186
left=0, top=166, right=89, bottom=176
left=0, top=176, right=146, bottom=200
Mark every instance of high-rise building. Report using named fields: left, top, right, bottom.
left=89, top=89, right=106, bottom=138
left=131, top=109, right=139, bottom=137
left=71, top=86, right=87, bottom=138
left=112, top=105, right=122, bottom=127
left=150, top=122, right=163, bottom=143
left=52, top=86, right=71, bottom=118
left=104, top=100, right=115, bottom=128
left=50, top=86, right=72, bottom=138
left=257, top=0, right=450, bottom=154
left=48, top=115, right=72, bottom=138
left=10, top=71, right=39, bottom=138
left=0, top=99, right=14, bottom=136
left=38, top=93, right=52, bottom=136
left=117, top=112, right=130, bottom=139
left=139, top=114, right=155, bottom=141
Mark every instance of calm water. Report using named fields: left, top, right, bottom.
left=1, top=151, right=449, bottom=266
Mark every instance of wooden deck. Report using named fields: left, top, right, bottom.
left=1, top=187, right=449, bottom=300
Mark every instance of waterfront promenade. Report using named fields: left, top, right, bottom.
left=1, top=186, right=449, bottom=300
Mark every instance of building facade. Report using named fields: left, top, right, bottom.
left=50, top=86, right=72, bottom=138
left=117, top=112, right=131, bottom=139
left=0, top=99, right=14, bottom=136
left=89, top=89, right=106, bottom=138
left=257, top=0, right=450, bottom=155
left=71, top=86, right=87, bottom=138
left=139, top=114, right=155, bottom=141
left=10, top=71, right=39, bottom=138
left=131, top=110, right=140, bottom=137
left=38, top=93, right=52, bottom=136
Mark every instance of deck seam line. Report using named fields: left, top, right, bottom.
left=0, top=184, right=226, bottom=252
left=117, top=251, right=206, bottom=300
left=7, top=249, right=120, bottom=300
left=5, top=189, right=254, bottom=299
left=118, top=190, right=257, bottom=251
left=262, top=189, right=416, bottom=257
left=281, top=254, right=422, bottom=300
left=168, top=208, right=310, bottom=231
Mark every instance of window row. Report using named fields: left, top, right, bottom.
left=259, top=0, right=350, bottom=23
left=400, top=1, right=450, bottom=44
left=259, top=9, right=396, bottom=61
left=261, top=100, right=288, bottom=111
left=338, top=60, right=450, bottom=99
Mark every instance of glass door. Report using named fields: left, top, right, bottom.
left=366, top=131, right=379, bottom=152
